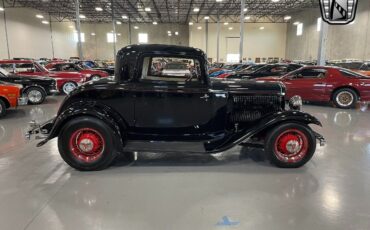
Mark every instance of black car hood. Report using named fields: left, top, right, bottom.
left=210, top=78, right=285, bottom=96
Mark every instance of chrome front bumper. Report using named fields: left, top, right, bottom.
left=49, top=89, right=59, bottom=94
left=25, top=118, right=54, bottom=141
left=18, top=97, right=28, bottom=106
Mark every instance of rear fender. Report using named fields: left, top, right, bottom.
left=38, top=101, right=127, bottom=151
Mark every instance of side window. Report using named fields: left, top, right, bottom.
left=141, top=56, right=201, bottom=83
left=15, top=63, right=35, bottom=73
left=297, top=69, right=326, bottom=79
left=0, top=64, right=14, bottom=73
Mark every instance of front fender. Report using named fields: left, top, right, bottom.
left=36, top=101, right=127, bottom=149
left=205, top=110, right=322, bottom=152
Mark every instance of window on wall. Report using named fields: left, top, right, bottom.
left=226, top=54, right=240, bottom=63
left=296, top=23, right=303, bottom=36
left=138, top=33, right=148, bottom=43
left=73, top=32, right=85, bottom=42
left=107, top=33, right=117, bottom=43
left=317, top=18, right=322, bottom=32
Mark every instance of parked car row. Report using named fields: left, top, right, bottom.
left=0, top=58, right=113, bottom=119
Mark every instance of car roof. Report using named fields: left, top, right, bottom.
left=117, top=44, right=205, bottom=57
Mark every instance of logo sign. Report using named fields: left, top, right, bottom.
left=319, top=0, right=358, bottom=25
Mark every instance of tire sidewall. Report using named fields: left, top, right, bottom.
left=26, top=87, right=46, bottom=105
left=265, top=122, right=316, bottom=168
left=58, top=116, right=117, bottom=171
left=0, top=100, right=6, bottom=117
left=333, top=88, right=357, bottom=109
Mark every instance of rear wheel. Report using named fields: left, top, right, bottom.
left=332, top=88, right=358, bottom=109
left=62, top=82, right=77, bottom=94
left=25, top=87, right=45, bottom=105
left=58, top=116, right=118, bottom=171
left=265, top=123, right=316, bottom=168
left=0, top=99, right=6, bottom=118
left=90, top=75, right=101, bottom=81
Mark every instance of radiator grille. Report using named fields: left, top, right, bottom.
left=230, top=95, right=282, bottom=122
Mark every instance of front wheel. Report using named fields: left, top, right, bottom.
left=265, top=123, right=316, bottom=168
left=25, top=87, right=46, bottom=105
left=58, top=116, right=118, bottom=171
left=62, top=82, right=77, bottom=94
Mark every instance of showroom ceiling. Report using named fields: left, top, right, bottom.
left=2, top=0, right=318, bottom=23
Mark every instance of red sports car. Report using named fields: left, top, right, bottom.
left=45, top=62, right=109, bottom=82
left=256, top=66, right=370, bottom=109
left=0, top=60, right=85, bottom=94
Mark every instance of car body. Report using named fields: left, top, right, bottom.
left=0, top=68, right=57, bottom=104
left=0, top=60, right=86, bottom=94
left=27, top=44, right=324, bottom=171
left=45, top=62, right=110, bottom=81
left=217, top=64, right=266, bottom=79
left=256, top=66, right=370, bottom=109
left=75, top=61, right=115, bottom=75
left=161, top=62, right=191, bottom=76
left=225, top=63, right=303, bottom=80
left=0, top=81, right=27, bottom=117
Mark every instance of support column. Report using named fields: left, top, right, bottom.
left=75, top=0, right=83, bottom=59
left=205, top=20, right=208, bottom=54
left=317, top=19, right=329, bottom=66
left=128, top=17, right=132, bottom=44
left=239, top=0, right=245, bottom=63
left=49, top=14, right=55, bottom=58
left=216, top=12, right=220, bottom=62
left=111, top=0, right=117, bottom=59
left=2, top=0, right=10, bottom=59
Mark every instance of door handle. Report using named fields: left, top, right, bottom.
left=200, top=94, right=209, bottom=99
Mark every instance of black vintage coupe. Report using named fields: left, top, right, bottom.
left=27, top=45, right=324, bottom=171
left=0, top=68, right=57, bottom=104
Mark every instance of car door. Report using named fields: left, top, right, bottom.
left=133, top=55, right=227, bottom=139
left=283, top=68, right=328, bottom=101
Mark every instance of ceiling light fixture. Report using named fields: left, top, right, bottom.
left=216, top=0, right=222, bottom=2
left=79, top=15, right=86, bottom=19
left=116, top=21, right=122, bottom=25
left=91, top=32, right=96, bottom=36
left=122, top=15, right=128, bottom=19
left=271, top=0, right=280, bottom=2
left=193, top=7, right=200, bottom=12
left=259, top=26, right=265, bottom=30
left=134, top=26, right=139, bottom=29
left=204, top=16, right=209, bottom=20
left=0, top=7, right=4, bottom=11
left=144, top=7, right=151, bottom=12
left=167, top=30, right=171, bottom=33
left=41, top=20, right=49, bottom=24
left=228, top=27, right=233, bottom=30
left=197, top=26, right=202, bottom=30
left=244, top=16, right=251, bottom=20
left=189, top=22, right=193, bottom=25
left=224, top=22, right=229, bottom=25
left=175, top=31, right=179, bottom=35
left=36, top=14, right=44, bottom=19
left=284, top=15, right=292, bottom=20
left=293, top=21, right=300, bottom=25
left=243, top=8, right=248, bottom=12
left=153, top=21, right=157, bottom=25
left=95, top=7, right=103, bottom=11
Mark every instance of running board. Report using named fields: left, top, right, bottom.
left=124, top=141, right=206, bottom=153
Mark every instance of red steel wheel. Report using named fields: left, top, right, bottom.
left=69, top=128, right=105, bottom=163
left=273, top=129, right=309, bottom=163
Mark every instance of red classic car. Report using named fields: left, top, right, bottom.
left=0, top=60, right=85, bottom=94
left=45, top=62, right=110, bottom=81
left=0, top=81, right=27, bottom=117
left=256, top=66, right=370, bottom=109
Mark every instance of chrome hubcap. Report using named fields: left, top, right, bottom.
left=286, top=140, right=301, bottom=154
left=63, top=82, right=76, bottom=94
left=28, top=90, right=42, bottom=103
left=78, top=138, right=94, bottom=152
left=336, top=91, right=354, bottom=107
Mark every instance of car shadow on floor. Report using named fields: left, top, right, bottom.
left=112, top=146, right=270, bottom=168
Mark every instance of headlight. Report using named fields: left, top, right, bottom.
left=289, top=95, right=302, bottom=110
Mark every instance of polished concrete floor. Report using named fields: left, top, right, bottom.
left=0, top=95, right=370, bottom=230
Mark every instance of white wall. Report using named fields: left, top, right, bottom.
left=286, top=0, right=370, bottom=61
left=190, top=22, right=287, bottom=63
